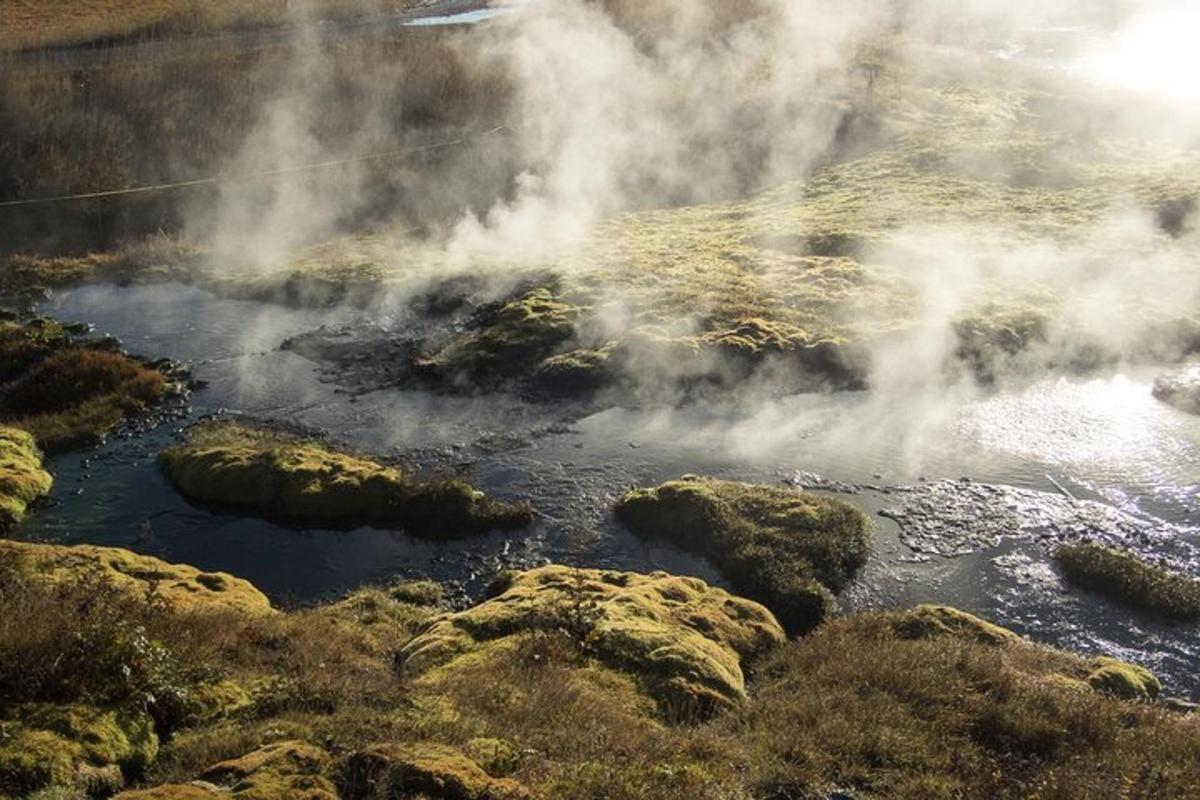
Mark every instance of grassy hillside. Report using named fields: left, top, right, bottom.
left=0, top=0, right=425, bottom=51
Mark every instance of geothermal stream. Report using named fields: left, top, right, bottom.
left=20, top=282, right=1200, bottom=700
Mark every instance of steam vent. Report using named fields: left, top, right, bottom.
left=1, top=0, right=1199, bottom=797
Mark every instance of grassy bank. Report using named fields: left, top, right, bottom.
left=0, top=541, right=1196, bottom=800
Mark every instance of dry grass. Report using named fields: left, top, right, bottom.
left=0, top=29, right=511, bottom=253
left=0, top=0, right=424, bottom=51
left=2, top=548, right=1199, bottom=799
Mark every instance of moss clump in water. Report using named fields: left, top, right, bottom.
left=0, top=318, right=172, bottom=454
left=398, top=565, right=785, bottom=720
left=614, top=476, right=871, bottom=635
left=0, top=426, right=52, bottom=531
left=159, top=422, right=533, bottom=537
left=419, top=289, right=580, bottom=387
left=1055, top=543, right=1200, bottom=622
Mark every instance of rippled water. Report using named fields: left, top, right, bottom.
left=21, top=283, right=1200, bottom=698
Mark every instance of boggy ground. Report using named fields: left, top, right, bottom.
left=0, top=538, right=1196, bottom=800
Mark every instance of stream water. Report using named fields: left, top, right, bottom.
left=16, top=282, right=1200, bottom=699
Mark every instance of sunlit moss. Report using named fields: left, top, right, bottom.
left=159, top=422, right=533, bottom=536
left=0, top=539, right=272, bottom=615
left=1086, top=657, right=1161, bottom=702
left=0, top=426, right=52, bottom=531
left=337, top=742, right=530, bottom=800
left=398, top=565, right=785, bottom=719
left=1056, top=543, right=1200, bottom=621
left=615, top=476, right=871, bottom=635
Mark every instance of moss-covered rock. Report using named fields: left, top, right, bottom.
left=1087, top=657, right=1161, bottom=702
left=398, top=565, right=785, bottom=718
left=159, top=423, right=533, bottom=537
left=892, top=604, right=1021, bottom=646
left=115, top=784, right=223, bottom=799
left=419, top=289, right=580, bottom=387
left=0, top=705, right=155, bottom=798
left=1055, top=543, right=1200, bottom=622
left=337, top=742, right=531, bottom=800
left=0, top=539, right=272, bottom=615
left=199, top=740, right=337, bottom=799
left=0, top=426, right=52, bottom=531
left=0, top=726, right=87, bottom=798
left=614, top=476, right=871, bottom=635
left=532, top=347, right=613, bottom=395
left=19, top=704, right=158, bottom=775
left=387, top=580, right=446, bottom=608
left=181, top=681, right=255, bottom=726
left=1153, top=363, right=1200, bottom=415
left=115, top=741, right=336, bottom=799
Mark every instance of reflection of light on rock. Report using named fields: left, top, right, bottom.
left=1081, top=4, right=1200, bottom=101
left=959, top=375, right=1194, bottom=470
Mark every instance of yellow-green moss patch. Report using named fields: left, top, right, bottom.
left=1056, top=543, right=1200, bottom=622
left=337, top=742, right=530, bottom=800
left=0, top=539, right=272, bottom=615
left=0, top=426, right=52, bottom=531
left=615, top=476, right=871, bottom=635
left=159, top=422, right=533, bottom=537
left=399, top=565, right=785, bottom=719
left=418, top=289, right=581, bottom=388
left=199, top=740, right=337, bottom=799
left=1087, top=657, right=1161, bottom=702
left=892, top=604, right=1022, bottom=646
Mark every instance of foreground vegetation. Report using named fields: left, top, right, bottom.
left=0, top=539, right=1195, bottom=800
left=616, top=476, right=871, bottom=635
left=160, top=422, right=533, bottom=535
left=1056, top=543, right=1200, bottom=622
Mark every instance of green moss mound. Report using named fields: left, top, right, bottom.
left=893, top=604, right=1021, bottom=646
left=1056, top=543, right=1200, bottom=622
left=0, top=539, right=272, bottom=615
left=1087, top=657, right=1161, bottom=702
left=614, top=476, right=871, bottom=635
left=0, top=426, right=52, bottom=531
left=337, top=742, right=530, bottom=800
left=159, top=423, right=533, bottom=537
left=398, top=565, right=785, bottom=719
left=419, top=289, right=580, bottom=387
left=0, top=705, right=156, bottom=798
left=0, top=318, right=171, bottom=454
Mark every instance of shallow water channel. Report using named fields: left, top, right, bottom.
left=20, top=283, right=1200, bottom=699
